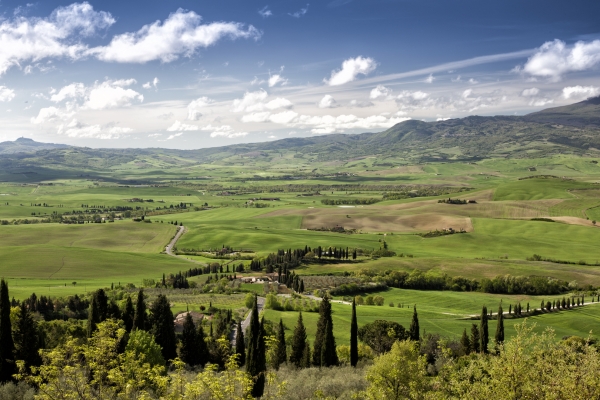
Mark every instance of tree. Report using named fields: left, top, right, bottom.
left=180, top=314, right=199, bottom=366
left=122, top=296, right=134, bottom=332
left=350, top=298, right=358, bottom=367
left=274, top=318, right=287, bottom=370
left=480, top=306, right=489, bottom=354
left=358, top=320, right=408, bottom=354
left=132, top=289, right=147, bottom=331
left=471, top=324, right=480, bottom=354
left=290, top=312, right=307, bottom=368
left=87, top=295, right=100, bottom=338
left=149, top=294, right=177, bottom=361
left=197, top=323, right=209, bottom=367
left=460, top=328, right=471, bottom=355
left=364, top=341, right=429, bottom=400
left=0, top=279, right=15, bottom=383
left=246, top=296, right=266, bottom=397
left=409, top=305, right=420, bottom=341
left=495, top=303, right=504, bottom=348
left=312, top=296, right=338, bottom=367
left=14, top=305, right=41, bottom=370
left=95, top=289, right=108, bottom=321
left=235, top=321, right=246, bottom=367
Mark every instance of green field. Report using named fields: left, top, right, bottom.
left=2, top=152, right=600, bottom=343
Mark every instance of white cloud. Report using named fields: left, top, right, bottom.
left=268, top=110, right=299, bottom=124
left=187, top=96, right=214, bottom=120
left=89, top=9, right=261, bottom=63
left=268, top=74, right=288, bottom=87
left=562, top=85, right=600, bottom=99
left=142, top=77, right=159, bottom=89
left=528, top=98, right=553, bottom=107
left=451, top=75, right=462, bottom=82
left=370, top=85, right=392, bottom=100
left=468, top=78, right=479, bottom=84
left=163, top=132, right=183, bottom=141
left=325, top=56, right=377, bottom=86
left=231, top=90, right=293, bottom=113
left=57, top=119, right=132, bottom=139
left=349, top=99, right=374, bottom=108
left=318, top=95, right=338, bottom=108
left=0, top=86, right=15, bottom=102
left=166, top=120, right=199, bottom=132
left=83, top=81, right=143, bottom=110
left=31, top=106, right=74, bottom=124
left=289, top=4, right=309, bottom=18
left=50, top=83, right=86, bottom=102
left=521, top=88, right=540, bottom=97
left=250, top=76, right=266, bottom=85
left=148, top=133, right=162, bottom=137
left=395, top=90, right=432, bottom=110
left=231, top=90, right=268, bottom=112
left=0, top=2, right=115, bottom=76
left=258, top=6, right=273, bottom=18
left=111, top=79, right=137, bottom=87
left=424, top=74, right=435, bottom=84
left=521, top=39, right=600, bottom=81
left=201, top=124, right=248, bottom=138
left=241, top=112, right=271, bottom=123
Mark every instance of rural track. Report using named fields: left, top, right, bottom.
left=232, top=296, right=264, bottom=345
left=164, top=226, right=208, bottom=267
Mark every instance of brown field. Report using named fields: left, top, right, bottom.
left=301, top=213, right=473, bottom=233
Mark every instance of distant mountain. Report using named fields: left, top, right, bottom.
left=0, top=137, right=70, bottom=155
left=1, top=97, right=599, bottom=173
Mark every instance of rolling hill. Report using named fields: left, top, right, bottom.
left=1, top=96, right=599, bottom=174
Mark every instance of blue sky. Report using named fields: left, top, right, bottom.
left=0, top=0, right=599, bottom=148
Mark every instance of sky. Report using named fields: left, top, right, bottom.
left=0, top=0, right=599, bottom=149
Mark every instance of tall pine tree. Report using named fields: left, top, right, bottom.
left=460, top=328, right=471, bottom=355
left=350, top=298, right=358, bottom=367
left=0, top=279, right=14, bottom=383
left=14, top=305, right=41, bottom=370
left=409, top=305, right=420, bottom=341
left=235, top=320, right=246, bottom=367
left=133, top=289, right=147, bottom=331
left=312, top=296, right=338, bottom=367
left=274, top=318, right=287, bottom=370
left=86, top=295, right=100, bottom=338
left=470, top=324, right=480, bottom=354
left=495, top=303, right=504, bottom=348
left=150, top=294, right=177, bottom=361
left=179, top=314, right=199, bottom=366
left=480, top=306, right=489, bottom=354
left=122, top=296, right=134, bottom=332
left=246, top=296, right=266, bottom=398
left=290, top=312, right=307, bottom=368
left=196, top=323, right=209, bottom=367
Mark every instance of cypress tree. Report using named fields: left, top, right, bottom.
left=95, top=289, right=108, bottom=321
left=350, top=298, right=358, bottom=367
left=460, top=328, right=471, bottom=355
left=0, top=279, right=15, bottom=383
left=495, top=303, right=504, bottom=348
left=123, top=296, right=134, bottom=332
left=247, top=296, right=266, bottom=398
left=290, top=312, right=307, bottom=368
left=312, top=296, right=338, bottom=366
left=235, top=320, right=246, bottom=367
left=480, top=306, right=489, bottom=354
left=86, top=295, right=100, bottom=338
left=14, top=305, right=41, bottom=370
left=470, top=324, right=480, bottom=353
left=196, top=323, right=209, bottom=367
left=301, top=342, right=311, bottom=368
left=274, top=318, right=287, bottom=370
left=133, top=289, right=147, bottom=330
left=409, top=305, right=420, bottom=341
left=150, top=294, right=177, bottom=361
left=180, top=314, right=199, bottom=366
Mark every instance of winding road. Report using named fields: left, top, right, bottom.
left=232, top=296, right=264, bottom=345
left=164, top=226, right=207, bottom=266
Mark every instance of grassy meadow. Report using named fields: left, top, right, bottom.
left=1, top=153, right=600, bottom=341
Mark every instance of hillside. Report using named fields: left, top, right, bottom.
left=0, top=137, right=70, bottom=155
left=1, top=96, right=599, bottom=173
